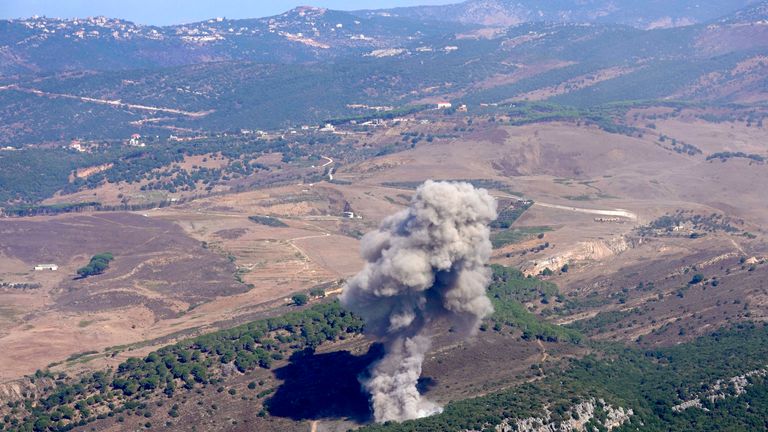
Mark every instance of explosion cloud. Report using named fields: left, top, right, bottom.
left=341, top=180, right=497, bottom=422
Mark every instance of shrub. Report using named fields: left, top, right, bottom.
left=77, top=253, right=114, bottom=278
left=291, top=294, right=309, bottom=306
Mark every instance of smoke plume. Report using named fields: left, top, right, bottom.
left=341, top=180, right=497, bottom=422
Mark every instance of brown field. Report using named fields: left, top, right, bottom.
left=509, top=66, right=637, bottom=102
left=1, top=115, right=767, bottom=419
left=327, top=119, right=767, bottom=346
left=0, top=213, right=247, bottom=379
left=1, top=184, right=371, bottom=381
left=652, top=117, right=768, bottom=155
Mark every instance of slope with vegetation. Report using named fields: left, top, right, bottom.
left=360, top=323, right=768, bottom=432
left=372, top=0, right=756, bottom=29
left=1, top=3, right=767, bottom=147
left=0, top=266, right=581, bottom=431
left=2, top=264, right=766, bottom=432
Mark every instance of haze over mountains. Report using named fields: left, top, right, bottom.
left=1, top=0, right=767, bottom=146
left=0, top=7, right=465, bottom=74
left=373, top=0, right=760, bottom=28
left=1, top=0, right=763, bottom=75
left=1, top=0, right=767, bottom=145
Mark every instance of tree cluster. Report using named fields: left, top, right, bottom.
left=76, top=253, right=114, bottom=278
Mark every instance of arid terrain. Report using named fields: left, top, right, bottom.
left=2, top=110, right=765, bottom=399
left=1, top=2, right=768, bottom=430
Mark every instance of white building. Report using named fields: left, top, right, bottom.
left=436, top=102, right=452, bottom=109
left=128, top=134, right=145, bottom=147
left=319, top=123, right=336, bottom=132
left=69, top=141, right=86, bottom=152
left=34, top=264, right=59, bottom=271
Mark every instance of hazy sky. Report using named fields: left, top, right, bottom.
left=0, top=0, right=458, bottom=25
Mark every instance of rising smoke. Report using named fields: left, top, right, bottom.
left=341, top=180, right=497, bottom=423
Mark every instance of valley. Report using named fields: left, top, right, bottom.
left=1, top=1, right=768, bottom=431
left=1, top=111, right=766, bottom=431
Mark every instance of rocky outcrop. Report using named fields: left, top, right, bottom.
left=467, top=398, right=633, bottom=432
left=673, top=366, right=768, bottom=412
left=0, top=377, right=56, bottom=404
left=524, top=235, right=639, bottom=276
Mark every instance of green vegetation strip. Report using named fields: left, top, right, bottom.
left=0, top=266, right=578, bottom=431
left=325, top=104, right=430, bottom=126
left=247, top=215, right=288, bottom=228
left=486, top=265, right=581, bottom=343
left=76, top=253, right=114, bottom=278
left=10, top=266, right=766, bottom=432
left=2, top=301, right=364, bottom=431
left=491, top=226, right=552, bottom=249
left=0, top=133, right=339, bottom=206
left=359, top=323, right=768, bottom=432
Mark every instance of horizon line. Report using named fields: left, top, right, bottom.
left=0, top=1, right=462, bottom=27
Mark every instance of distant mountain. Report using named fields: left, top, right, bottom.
left=0, top=2, right=766, bottom=145
left=0, top=7, right=466, bottom=76
left=3, top=2, right=763, bottom=78
left=715, top=0, right=768, bottom=23
left=364, top=0, right=760, bottom=29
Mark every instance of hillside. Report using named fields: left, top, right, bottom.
left=717, top=0, right=768, bottom=23
left=2, top=4, right=767, bottom=147
left=0, top=8, right=466, bottom=76
left=1, top=2, right=768, bottom=431
left=0, top=101, right=767, bottom=431
left=368, top=0, right=760, bottom=28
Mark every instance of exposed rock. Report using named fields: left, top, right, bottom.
left=467, top=398, right=633, bottom=432
left=673, top=366, right=768, bottom=412
left=525, top=235, right=638, bottom=276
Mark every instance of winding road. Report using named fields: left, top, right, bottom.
left=319, top=156, right=334, bottom=181
left=320, top=156, right=334, bottom=168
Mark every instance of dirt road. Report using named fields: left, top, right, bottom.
left=534, top=201, right=638, bottom=221
left=536, top=339, right=549, bottom=363
left=320, top=156, right=334, bottom=168
left=1, top=85, right=212, bottom=117
left=318, top=156, right=334, bottom=181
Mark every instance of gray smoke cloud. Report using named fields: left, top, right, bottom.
left=341, top=180, right=497, bottom=423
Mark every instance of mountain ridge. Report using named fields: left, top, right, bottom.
left=0, top=1, right=766, bottom=146
left=3, top=1, right=767, bottom=78
left=364, top=0, right=761, bottom=28
left=0, top=8, right=468, bottom=76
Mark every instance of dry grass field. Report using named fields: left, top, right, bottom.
left=1, top=116, right=766, bottom=403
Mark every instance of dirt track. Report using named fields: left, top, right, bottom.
left=533, top=202, right=638, bottom=220
left=1, top=85, right=212, bottom=117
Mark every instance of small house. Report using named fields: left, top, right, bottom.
left=34, top=264, right=58, bottom=271
left=128, top=134, right=144, bottom=147
left=69, top=140, right=86, bottom=152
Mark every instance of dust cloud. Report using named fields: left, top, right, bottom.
left=341, top=180, right=497, bottom=422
